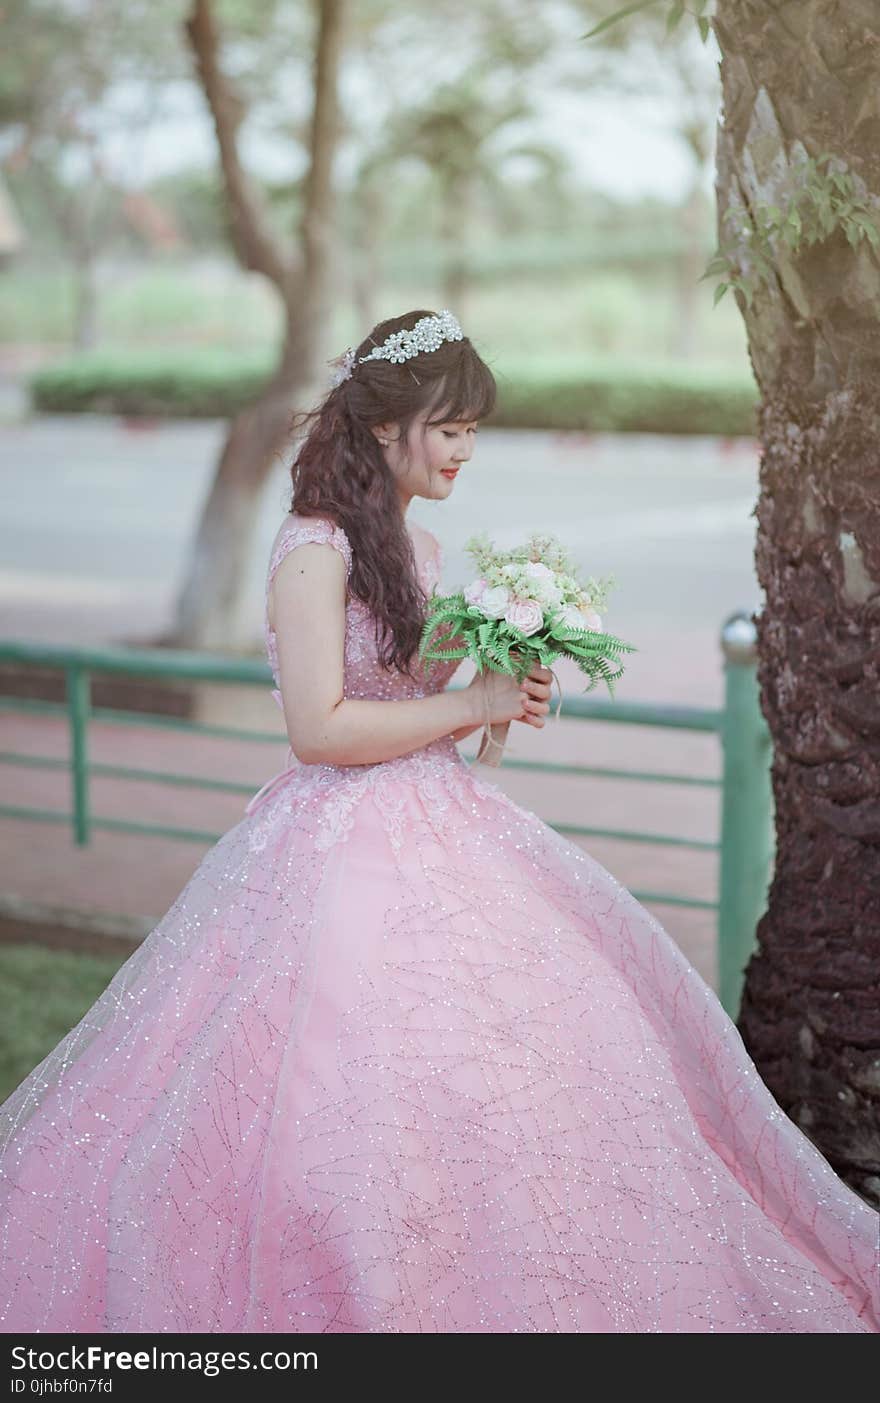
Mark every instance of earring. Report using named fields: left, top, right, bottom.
left=378, top=438, right=388, bottom=446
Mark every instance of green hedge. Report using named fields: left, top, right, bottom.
left=30, top=350, right=275, bottom=419
left=492, top=357, right=758, bottom=436
left=30, top=350, right=758, bottom=436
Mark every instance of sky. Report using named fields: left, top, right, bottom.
left=103, top=81, right=715, bottom=206
left=534, top=90, right=715, bottom=203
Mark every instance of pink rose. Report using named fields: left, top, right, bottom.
left=464, top=577, right=489, bottom=606
left=504, top=597, right=544, bottom=636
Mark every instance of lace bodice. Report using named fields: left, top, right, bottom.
left=264, top=512, right=463, bottom=708
left=244, top=510, right=509, bottom=859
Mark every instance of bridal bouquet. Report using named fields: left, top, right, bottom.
left=419, top=529, right=636, bottom=767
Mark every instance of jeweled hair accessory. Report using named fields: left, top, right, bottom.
left=327, top=346, right=357, bottom=387
left=328, top=310, right=465, bottom=386
left=358, top=310, right=464, bottom=366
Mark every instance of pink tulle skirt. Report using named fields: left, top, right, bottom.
left=1, top=742, right=877, bottom=1332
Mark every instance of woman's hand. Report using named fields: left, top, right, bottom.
left=465, top=657, right=553, bottom=728
left=515, top=659, right=553, bottom=727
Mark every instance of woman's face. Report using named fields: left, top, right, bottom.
left=373, top=406, right=478, bottom=511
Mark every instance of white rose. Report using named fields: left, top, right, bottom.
left=479, top=585, right=512, bottom=618
left=558, top=604, right=579, bottom=628
left=530, top=577, right=563, bottom=608
left=579, top=604, right=603, bottom=631
left=558, top=603, right=590, bottom=630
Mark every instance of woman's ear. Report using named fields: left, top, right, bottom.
left=371, top=422, right=395, bottom=447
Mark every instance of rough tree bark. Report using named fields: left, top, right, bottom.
left=165, top=0, right=345, bottom=649
left=713, top=0, right=880, bottom=1205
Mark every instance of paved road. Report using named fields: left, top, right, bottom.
left=1, top=415, right=761, bottom=705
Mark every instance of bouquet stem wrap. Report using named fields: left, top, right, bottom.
left=474, top=658, right=564, bottom=769
left=475, top=717, right=510, bottom=768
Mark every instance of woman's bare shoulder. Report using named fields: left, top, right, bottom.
left=267, top=513, right=350, bottom=630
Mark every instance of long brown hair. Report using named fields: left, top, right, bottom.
left=287, top=309, right=497, bottom=681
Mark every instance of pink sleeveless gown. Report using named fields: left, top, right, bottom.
left=0, top=512, right=877, bottom=1334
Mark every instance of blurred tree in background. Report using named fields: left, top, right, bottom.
left=568, top=0, right=721, bottom=357
left=345, top=0, right=570, bottom=323
left=0, top=0, right=725, bottom=360
left=169, top=0, right=344, bottom=648
left=0, top=0, right=186, bottom=346
left=0, top=0, right=735, bottom=643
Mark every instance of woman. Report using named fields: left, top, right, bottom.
left=1, top=309, right=877, bottom=1333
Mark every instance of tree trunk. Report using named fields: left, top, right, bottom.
left=72, top=252, right=98, bottom=350
left=168, top=0, right=345, bottom=650
left=352, top=178, right=382, bottom=332
left=440, top=173, right=470, bottom=315
left=164, top=353, right=316, bottom=649
left=714, top=0, right=880, bottom=1206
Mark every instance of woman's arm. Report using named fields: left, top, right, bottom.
left=272, top=542, right=480, bottom=766
left=449, top=720, right=483, bottom=743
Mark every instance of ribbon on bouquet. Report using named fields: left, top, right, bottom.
left=474, top=657, right=565, bottom=768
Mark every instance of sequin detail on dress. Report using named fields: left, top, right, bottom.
left=252, top=513, right=499, bottom=859
left=0, top=512, right=877, bottom=1334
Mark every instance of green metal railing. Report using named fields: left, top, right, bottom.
left=0, top=610, right=773, bottom=1016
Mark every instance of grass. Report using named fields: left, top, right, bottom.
left=0, top=262, right=281, bottom=347
left=0, top=941, right=128, bottom=1104
left=0, top=255, right=750, bottom=368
